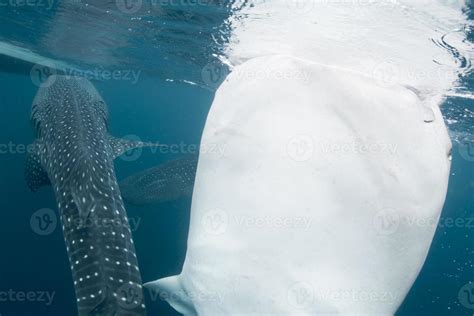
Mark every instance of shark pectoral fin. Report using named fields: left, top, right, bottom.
left=144, top=276, right=197, bottom=316
left=108, top=135, right=164, bottom=160
left=25, top=142, right=50, bottom=192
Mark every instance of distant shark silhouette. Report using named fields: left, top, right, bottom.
left=26, top=75, right=160, bottom=315
left=120, top=155, right=198, bottom=206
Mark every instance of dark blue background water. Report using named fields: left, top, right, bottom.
left=0, top=6, right=473, bottom=316
left=0, top=72, right=214, bottom=316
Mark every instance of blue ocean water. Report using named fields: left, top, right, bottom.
left=0, top=1, right=472, bottom=316
left=0, top=72, right=214, bottom=315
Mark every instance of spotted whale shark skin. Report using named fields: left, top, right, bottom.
left=120, top=155, right=198, bottom=206
left=26, top=75, right=153, bottom=316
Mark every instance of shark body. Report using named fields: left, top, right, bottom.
left=146, top=55, right=452, bottom=315
left=26, top=76, right=152, bottom=315
left=120, top=155, right=198, bottom=206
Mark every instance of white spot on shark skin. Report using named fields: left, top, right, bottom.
left=148, top=55, right=453, bottom=315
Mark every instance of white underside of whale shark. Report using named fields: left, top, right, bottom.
left=146, top=1, right=469, bottom=315
left=148, top=54, right=453, bottom=315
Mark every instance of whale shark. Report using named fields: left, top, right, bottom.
left=143, top=0, right=469, bottom=313
left=145, top=55, right=453, bottom=315
left=25, top=75, right=159, bottom=315
left=119, top=155, right=198, bottom=206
